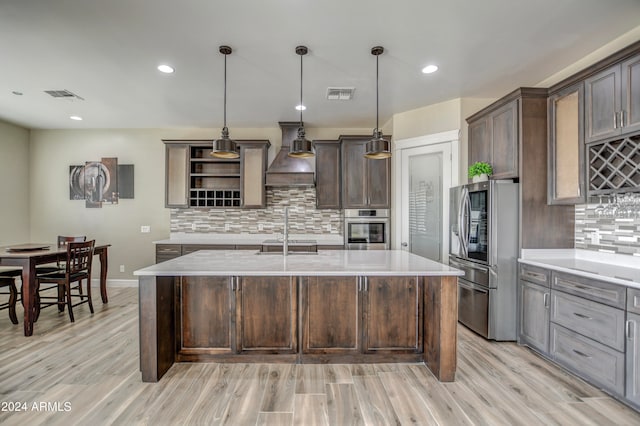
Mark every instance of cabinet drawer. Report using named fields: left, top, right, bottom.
left=235, top=245, right=262, bottom=250
left=182, top=244, right=235, bottom=254
left=628, top=288, right=640, bottom=315
left=550, top=291, right=624, bottom=351
left=156, top=244, right=182, bottom=256
left=520, top=264, right=550, bottom=287
left=550, top=324, right=624, bottom=396
left=551, top=271, right=625, bottom=308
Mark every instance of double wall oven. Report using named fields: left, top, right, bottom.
left=344, top=209, right=390, bottom=250
left=449, top=180, right=519, bottom=341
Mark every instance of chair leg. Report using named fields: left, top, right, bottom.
left=57, top=284, right=65, bottom=312
left=8, top=280, right=18, bottom=325
left=66, top=281, right=75, bottom=323
left=34, top=282, right=41, bottom=322
left=86, top=278, right=94, bottom=314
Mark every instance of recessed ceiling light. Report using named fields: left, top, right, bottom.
left=422, top=64, right=438, bottom=74
left=295, top=104, right=306, bottom=111
left=157, top=64, right=175, bottom=74
left=69, top=115, right=83, bottom=121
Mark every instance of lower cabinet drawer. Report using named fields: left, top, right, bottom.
left=550, top=324, right=624, bottom=396
left=550, top=291, right=625, bottom=351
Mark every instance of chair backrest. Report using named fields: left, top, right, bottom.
left=58, top=235, right=86, bottom=247
left=66, top=240, right=95, bottom=276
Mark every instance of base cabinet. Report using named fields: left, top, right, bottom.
left=626, top=312, right=640, bottom=407
left=519, top=279, right=550, bottom=354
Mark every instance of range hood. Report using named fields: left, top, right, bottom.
left=265, top=121, right=315, bottom=187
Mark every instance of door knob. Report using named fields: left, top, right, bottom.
left=401, top=242, right=408, bottom=247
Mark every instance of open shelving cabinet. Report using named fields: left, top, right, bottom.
left=189, top=145, right=241, bottom=208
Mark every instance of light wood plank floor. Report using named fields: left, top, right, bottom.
left=1, top=287, right=639, bottom=425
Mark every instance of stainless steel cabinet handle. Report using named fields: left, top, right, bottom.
left=621, top=110, right=626, bottom=127
left=614, top=112, right=618, bottom=129
left=543, top=293, right=549, bottom=308
left=573, top=312, right=592, bottom=320
left=573, top=349, right=592, bottom=359
left=627, top=320, right=634, bottom=340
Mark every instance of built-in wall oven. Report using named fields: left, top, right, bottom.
left=344, top=209, right=390, bottom=250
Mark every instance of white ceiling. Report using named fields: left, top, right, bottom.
left=1, top=0, right=640, bottom=130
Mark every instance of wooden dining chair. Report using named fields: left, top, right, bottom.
left=36, top=235, right=87, bottom=275
left=0, top=269, right=22, bottom=324
left=35, top=240, right=95, bottom=322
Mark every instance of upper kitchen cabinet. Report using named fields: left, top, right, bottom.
left=237, top=140, right=270, bottom=208
left=585, top=52, right=640, bottom=143
left=163, top=139, right=269, bottom=209
left=313, top=139, right=341, bottom=209
left=467, top=88, right=547, bottom=181
left=548, top=82, right=585, bottom=204
left=468, top=98, right=518, bottom=180
left=165, top=143, right=189, bottom=208
left=340, top=135, right=391, bottom=209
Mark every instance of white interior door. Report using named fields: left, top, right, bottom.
left=395, top=132, right=458, bottom=263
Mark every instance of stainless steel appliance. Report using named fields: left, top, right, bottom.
left=344, top=209, right=390, bottom=250
left=449, top=180, right=518, bottom=340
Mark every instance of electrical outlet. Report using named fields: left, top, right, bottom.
left=258, top=223, right=264, bottom=231
left=224, top=223, right=231, bottom=231
left=590, top=230, right=600, bottom=245
left=119, top=265, right=125, bottom=272
left=141, top=225, right=151, bottom=233
left=191, top=223, right=197, bottom=231
left=325, top=224, right=332, bottom=232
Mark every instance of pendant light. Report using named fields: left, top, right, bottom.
left=289, top=45, right=315, bottom=158
left=210, top=45, right=239, bottom=159
left=365, top=46, right=391, bottom=159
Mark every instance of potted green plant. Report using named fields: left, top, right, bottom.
left=468, top=161, right=493, bottom=183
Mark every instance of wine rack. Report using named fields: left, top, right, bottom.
left=189, top=146, right=241, bottom=208
left=588, top=135, right=640, bottom=195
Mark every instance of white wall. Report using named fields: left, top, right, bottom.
left=0, top=119, right=30, bottom=245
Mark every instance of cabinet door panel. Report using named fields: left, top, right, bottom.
left=490, top=100, right=518, bottom=179
left=342, top=141, right=368, bottom=208
left=303, top=276, right=360, bottom=353
left=468, top=119, right=491, bottom=175
left=238, top=276, right=296, bottom=353
left=621, top=53, right=640, bottom=135
left=519, top=280, right=550, bottom=354
left=165, top=144, right=189, bottom=207
left=315, top=141, right=342, bottom=209
left=241, top=146, right=266, bottom=208
left=180, top=276, right=233, bottom=352
left=626, top=312, right=640, bottom=407
left=367, top=157, right=390, bottom=208
left=585, top=65, right=621, bottom=143
left=364, top=276, right=422, bottom=352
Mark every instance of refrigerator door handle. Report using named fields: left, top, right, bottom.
left=461, top=187, right=471, bottom=258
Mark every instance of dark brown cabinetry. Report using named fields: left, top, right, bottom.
left=467, top=98, right=519, bottom=180
left=178, top=275, right=297, bottom=359
left=548, top=82, right=585, bottom=204
left=341, top=135, right=390, bottom=208
left=585, top=53, right=640, bottom=144
left=301, top=275, right=422, bottom=358
left=163, top=139, right=269, bottom=209
left=313, top=140, right=341, bottom=209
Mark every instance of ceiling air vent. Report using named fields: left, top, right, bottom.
left=326, top=87, right=355, bottom=100
left=44, top=89, right=84, bottom=100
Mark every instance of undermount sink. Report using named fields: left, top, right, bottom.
left=255, top=251, right=318, bottom=255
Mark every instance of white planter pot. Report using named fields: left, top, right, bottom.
left=472, top=174, right=489, bottom=183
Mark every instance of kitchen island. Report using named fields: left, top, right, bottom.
left=134, top=250, right=463, bottom=383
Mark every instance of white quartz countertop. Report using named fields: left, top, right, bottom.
left=519, top=249, right=640, bottom=289
left=134, top=250, right=464, bottom=277
left=154, top=233, right=344, bottom=246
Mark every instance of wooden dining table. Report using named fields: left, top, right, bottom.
left=0, top=242, right=110, bottom=336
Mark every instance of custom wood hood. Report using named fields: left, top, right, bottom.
left=265, top=121, right=315, bottom=187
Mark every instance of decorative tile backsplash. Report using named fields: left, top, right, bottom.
left=575, top=201, right=640, bottom=256
left=171, top=188, right=343, bottom=235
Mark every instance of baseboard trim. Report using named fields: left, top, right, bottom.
left=91, top=278, right=138, bottom=288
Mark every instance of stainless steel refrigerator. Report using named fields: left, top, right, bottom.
left=449, top=180, right=519, bottom=340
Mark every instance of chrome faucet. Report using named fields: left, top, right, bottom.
left=283, top=207, right=289, bottom=256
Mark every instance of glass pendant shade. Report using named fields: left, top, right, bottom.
left=288, top=45, right=314, bottom=158
left=210, top=46, right=239, bottom=159
left=365, top=46, right=390, bottom=160
left=364, top=129, right=391, bottom=159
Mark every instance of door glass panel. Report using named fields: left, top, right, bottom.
left=468, top=190, right=488, bottom=262
left=555, top=91, right=580, bottom=199
left=408, top=152, right=442, bottom=261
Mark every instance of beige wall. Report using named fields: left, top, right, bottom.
left=391, top=98, right=462, bottom=141
left=0, top=119, right=30, bottom=245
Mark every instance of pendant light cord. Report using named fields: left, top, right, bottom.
left=376, top=52, right=379, bottom=132
left=299, top=52, right=303, bottom=126
left=223, top=52, right=227, bottom=129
